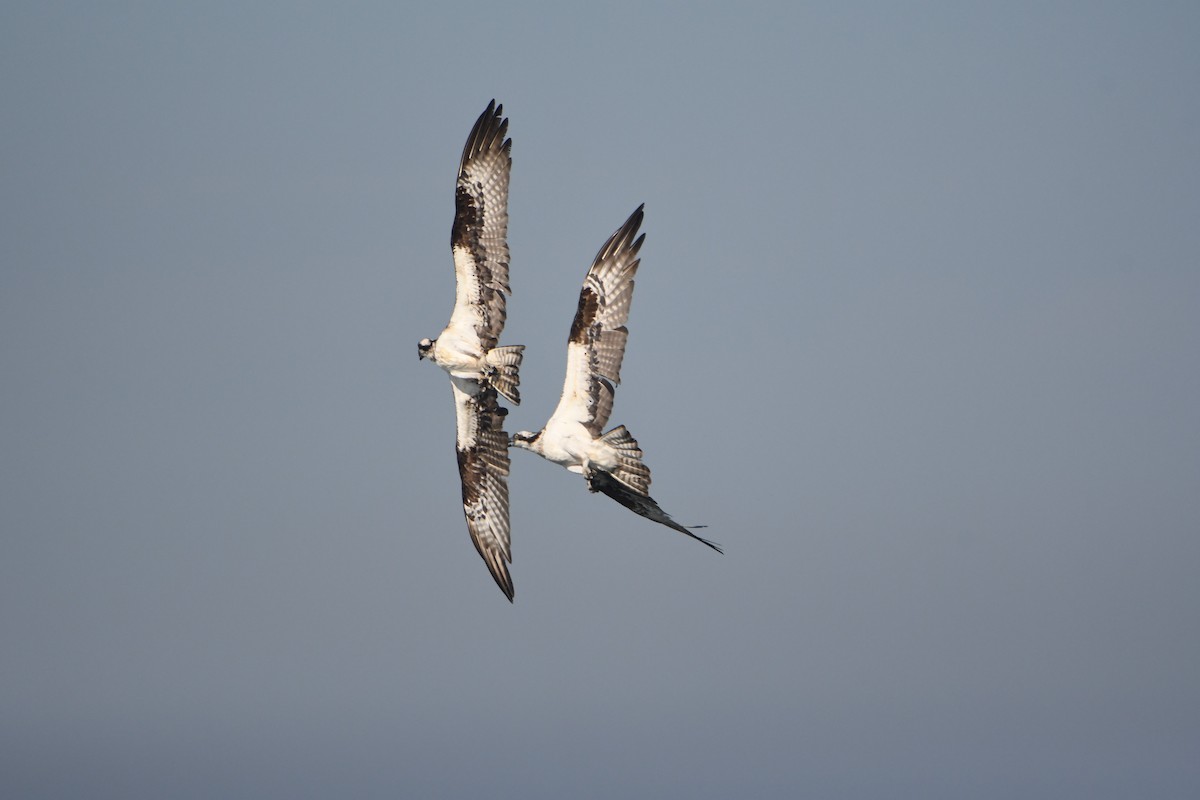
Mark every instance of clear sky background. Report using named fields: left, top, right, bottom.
left=3, top=2, right=1198, bottom=798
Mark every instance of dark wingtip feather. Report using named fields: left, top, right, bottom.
left=493, top=565, right=515, bottom=602
left=691, top=532, right=724, bottom=555
left=589, top=204, right=646, bottom=267
left=489, top=559, right=515, bottom=602
left=459, top=100, right=510, bottom=174
left=590, top=471, right=722, bottom=554
left=472, top=537, right=515, bottom=601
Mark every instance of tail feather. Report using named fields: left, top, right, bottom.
left=484, top=345, right=524, bottom=405
left=599, top=425, right=650, bottom=495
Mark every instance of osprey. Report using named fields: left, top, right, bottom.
left=511, top=205, right=721, bottom=553
left=419, top=100, right=524, bottom=601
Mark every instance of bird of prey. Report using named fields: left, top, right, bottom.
left=418, top=100, right=524, bottom=601
left=510, top=205, right=721, bottom=553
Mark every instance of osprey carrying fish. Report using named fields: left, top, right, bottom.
left=510, top=205, right=721, bottom=553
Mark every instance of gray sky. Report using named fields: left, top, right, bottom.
left=3, top=2, right=1198, bottom=797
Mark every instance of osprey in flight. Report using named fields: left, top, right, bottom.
left=511, top=206, right=722, bottom=553
left=418, top=100, right=524, bottom=601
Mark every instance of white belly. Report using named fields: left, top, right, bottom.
left=537, top=421, right=618, bottom=474
left=432, top=329, right=484, bottom=378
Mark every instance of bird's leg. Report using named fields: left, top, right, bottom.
left=583, top=459, right=603, bottom=493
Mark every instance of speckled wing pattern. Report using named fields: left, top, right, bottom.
left=452, top=381, right=514, bottom=601
left=552, top=205, right=644, bottom=437
left=444, top=101, right=516, bottom=601
left=447, top=100, right=512, bottom=353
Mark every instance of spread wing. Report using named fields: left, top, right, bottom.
left=452, top=380, right=514, bottom=601
left=547, top=205, right=644, bottom=436
left=447, top=100, right=513, bottom=352
left=588, top=470, right=723, bottom=553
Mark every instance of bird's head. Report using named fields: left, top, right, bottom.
left=510, top=430, right=540, bottom=450
left=417, top=338, right=434, bottom=360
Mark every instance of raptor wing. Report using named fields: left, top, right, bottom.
left=452, top=380, right=515, bottom=601
left=545, top=205, right=644, bottom=436
left=446, top=100, right=513, bottom=353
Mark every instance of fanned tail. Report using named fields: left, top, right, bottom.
left=484, top=345, right=525, bottom=405
left=598, top=425, right=650, bottom=495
